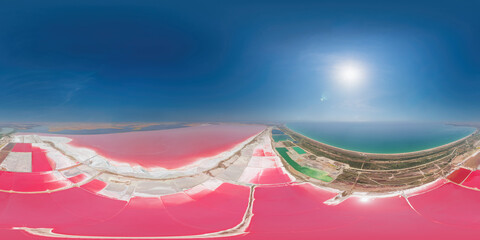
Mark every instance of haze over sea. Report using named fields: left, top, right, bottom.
left=287, top=122, right=476, bottom=154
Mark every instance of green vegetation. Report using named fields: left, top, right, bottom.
left=276, top=147, right=332, bottom=182
left=272, top=134, right=292, bottom=142
left=292, top=146, right=306, bottom=154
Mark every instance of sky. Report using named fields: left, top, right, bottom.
left=0, top=0, right=479, bottom=123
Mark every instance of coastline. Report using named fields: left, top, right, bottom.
left=284, top=124, right=478, bottom=156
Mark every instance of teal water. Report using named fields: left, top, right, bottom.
left=287, top=122, right=476, bottom=154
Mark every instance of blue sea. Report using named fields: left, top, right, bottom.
left=287, top=122, right=476, bottom=154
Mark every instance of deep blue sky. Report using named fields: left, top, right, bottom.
left=0, top=0, right=479, bottom=122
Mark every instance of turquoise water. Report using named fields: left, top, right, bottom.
left=287, top=122, right=476, bottom=154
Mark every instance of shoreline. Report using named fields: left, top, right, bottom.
left=284, top=124, right=478, bottom=156
left=13, top=127, right=266, bottom=180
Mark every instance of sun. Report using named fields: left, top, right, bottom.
left=334, top=61, right=367, bottom=88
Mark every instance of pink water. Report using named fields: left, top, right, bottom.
left=67, top=124, right=265, bottom=169
left=1, top=171, right=480, bottom=239
left=1, top=132, right=480, bottom=239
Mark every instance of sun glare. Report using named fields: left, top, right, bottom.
left=334, top=61, right=367, bottom=88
